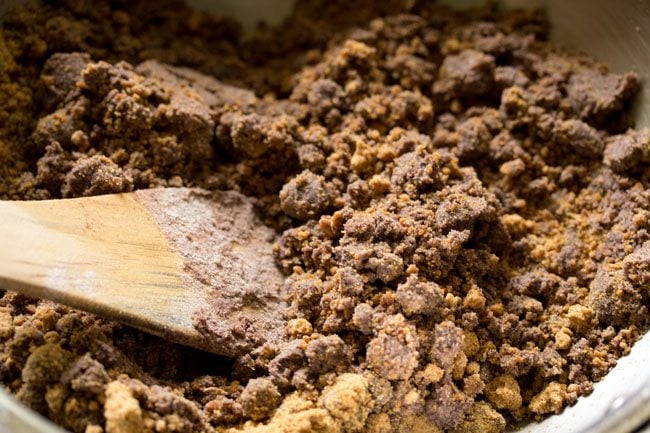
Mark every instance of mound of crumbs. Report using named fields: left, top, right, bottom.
left=0, top=0, right=649, bottom=432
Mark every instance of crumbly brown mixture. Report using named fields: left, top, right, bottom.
left=1, top=1, right=649, bottom=433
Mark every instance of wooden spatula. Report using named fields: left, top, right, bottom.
left=0, top=188, right=287, bottom=356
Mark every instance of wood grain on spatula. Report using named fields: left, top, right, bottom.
left=0, top=188, right=286, bottom=356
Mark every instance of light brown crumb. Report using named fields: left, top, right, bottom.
left=566, top=305, right=595, bottom=332
left=485, top=375, right=522, bottom=411
left=320, top=373, right=372, bottom=432
left=554, top=329, right=572, bottom=350
left=286, top=318, right=313, bottom=337
left=463, top=287, right=486, bottom=311
left=421, top=363, right=444, bottom=384
left=529, top=382, right=568, bottom=415
left=104, top=382, right=144, bottom=433
left=0, top=308, right=13, bottom=339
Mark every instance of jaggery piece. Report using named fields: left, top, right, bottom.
left=528, top=382, right=568, bottom=415
left=485, top=375, right=522, bottom=411
left=319, top=373, right=372, bottom=432
left=104, top=381, right=144, bottom=433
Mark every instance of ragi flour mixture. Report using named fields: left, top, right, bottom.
left=0, top=1, right=649, bottom=433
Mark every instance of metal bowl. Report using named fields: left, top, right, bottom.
left=1, top=1, right=649, bottom=432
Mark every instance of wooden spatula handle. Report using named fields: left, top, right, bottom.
left=0, top=195, right=205, bottom=347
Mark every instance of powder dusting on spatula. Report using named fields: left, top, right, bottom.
left=135, top=187, right=286, bottom=356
